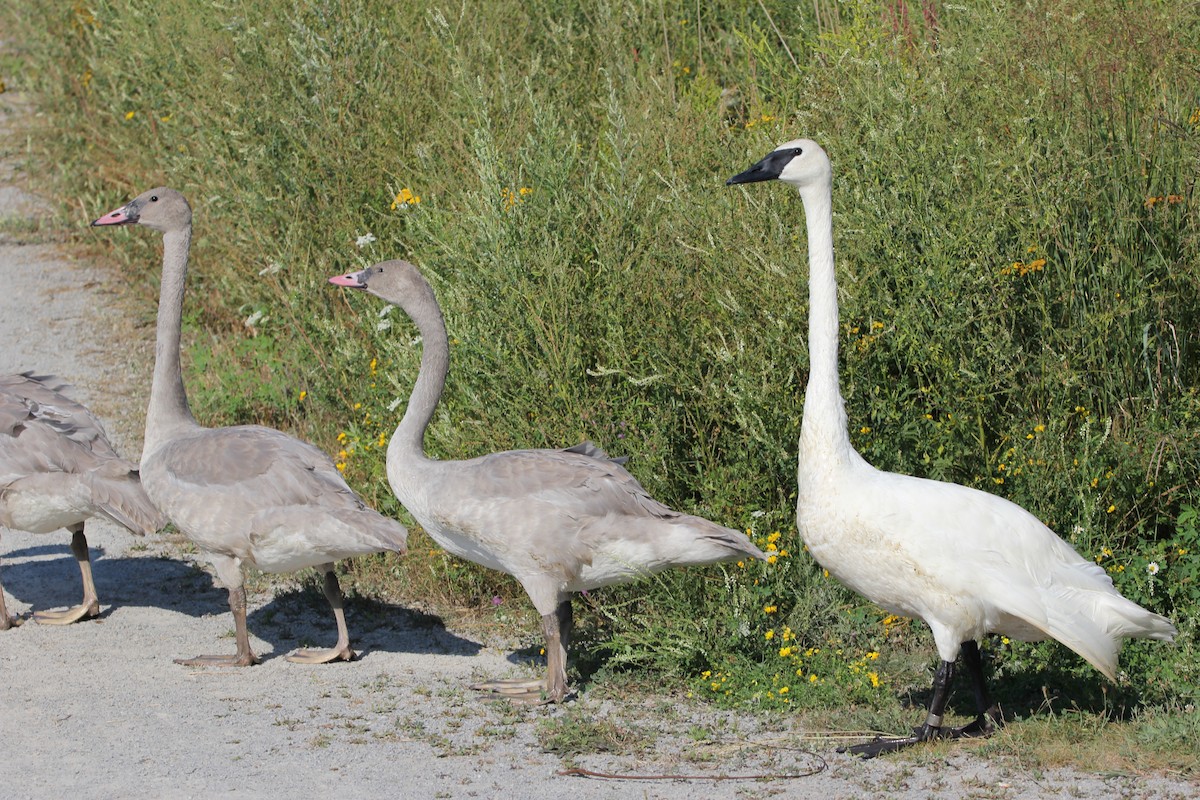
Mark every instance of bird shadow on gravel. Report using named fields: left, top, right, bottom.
left=1, top=540, right=482, bottom=662
left=248, top=585, right=483, bottom=662
left=0, top=541, right=206, bottom=621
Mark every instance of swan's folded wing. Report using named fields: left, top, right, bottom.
left=0, top=372, right=116, bottom=452
left=156, top=425, right=372, bottom=512
left=458, top=447, right=675, bottom=523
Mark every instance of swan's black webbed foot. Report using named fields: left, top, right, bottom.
left=950, top=704, right=1003, bottom=738
left=840, top=722, right=942, bottom=758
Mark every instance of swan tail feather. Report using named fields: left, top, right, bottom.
left=1000, top=581, right=1176, bottom=682
left=83, top=469, right=165, bottom=536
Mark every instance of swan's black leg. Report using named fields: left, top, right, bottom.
left=843, top=657, right=956, bottom=758
left=950, top=640, right=1003, bottom=737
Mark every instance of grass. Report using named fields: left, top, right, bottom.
left=537, top=706, right=656, bottom=760
left=1, top=0, right=1198, bottom=772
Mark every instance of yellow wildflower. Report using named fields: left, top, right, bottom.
left=391, top=188, right=421, bottom=209
left=124, top=110, right=135, bottom=120
left=763, top=605, right=777, bottom=614
left=764, top=629, right=775, bottom=640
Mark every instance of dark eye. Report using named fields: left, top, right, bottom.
left=150, top=196, right=158, bottom=202
left=794, top=148, right=804, bottom=156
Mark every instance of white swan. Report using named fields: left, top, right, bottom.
left=92, top=188, right=408, bottom=665
left=330, top=260, right=767, bottom=702
left=1, top=372, right=165, bottom=627
left=727, top=140, right=1176, bottom=756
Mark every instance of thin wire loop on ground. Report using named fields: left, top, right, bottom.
left=557, top=746, right=827, bottom=782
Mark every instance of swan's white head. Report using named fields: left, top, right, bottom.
left=92, top=187, right=192, bottom=233
left=726, top=139, right=830, bottom=190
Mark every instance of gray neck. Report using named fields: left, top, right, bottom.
left=143, top=225, right=198, bottom=459
left=387, top=284, right=449, bottom=463
left=796, top=179, right=853, bottom=465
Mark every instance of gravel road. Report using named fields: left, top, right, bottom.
left=1, top=83, right=1196, bottom=800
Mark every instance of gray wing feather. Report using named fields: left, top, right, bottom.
left=0, top=372, right=164, bottom=535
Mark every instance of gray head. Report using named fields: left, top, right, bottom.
left=92, top=187, right=192, bottom=233
left=726, top=139, right=831, bottom=190
left=329, top=260, right=439, bottom=317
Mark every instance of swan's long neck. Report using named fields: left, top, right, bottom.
left=387, top=285, right=449, bottom=465
left=143, top=226, right=198, bottom=459
left=796, top=180, right=854, bottom=467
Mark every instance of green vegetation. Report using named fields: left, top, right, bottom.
left=3, top=0, right=1197, bottom=763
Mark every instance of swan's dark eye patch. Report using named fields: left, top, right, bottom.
left=794, top=148, right=804, bottom=156
left=150, top=196, right=159, bottom=202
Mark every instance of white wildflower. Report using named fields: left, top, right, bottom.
left=355, top=232, right=377, bottom=248
left=1147, top=562, right=1160, bottom=576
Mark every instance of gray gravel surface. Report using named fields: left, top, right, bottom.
left=2, top=86, right=1196, bottom=800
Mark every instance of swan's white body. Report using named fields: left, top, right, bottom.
left=802, top=454, right=1162, bottom=677
left=331, top=260, right=766, bottom=701
left=0, top=372, right=164, bottom=626
left=93, top=189, right=407, bottom=665
left=728, top=141, right=1174, bottom=751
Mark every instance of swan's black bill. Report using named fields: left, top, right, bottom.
left=726, top=148, right=799, bottom=186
